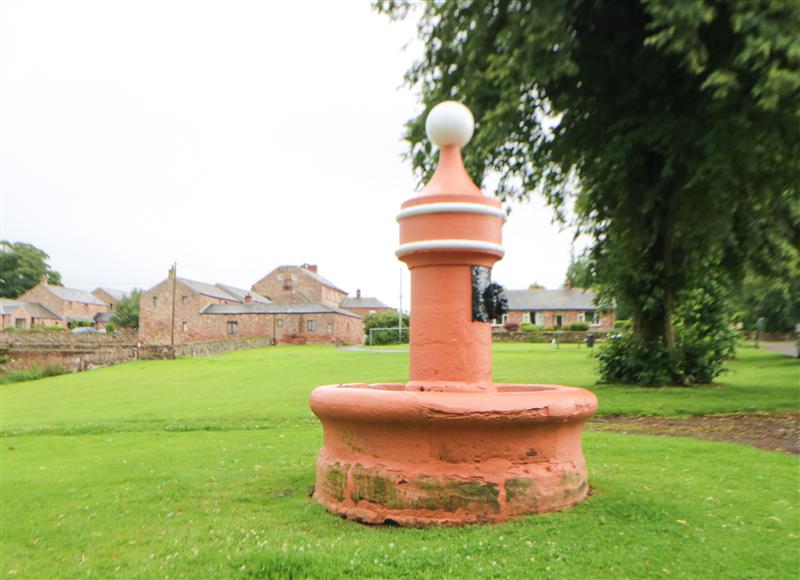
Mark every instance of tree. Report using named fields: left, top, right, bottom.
left=0, top=241, right=62, bottom=297
left=380, top=0, right=800, bottom=382
left=362, top=310, right=410, bottom=344
left=528, top=282, right=544, bottom=290
left=565, top=253, right=594, bottom=289
left=112, top=289, right=140, bottom=330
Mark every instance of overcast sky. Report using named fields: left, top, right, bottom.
left=1, top=1, right=586, bottom=309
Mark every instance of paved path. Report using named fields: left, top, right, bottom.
left=337, top=346, right=407, bottom=354
left=761, top=341, right=799, bottom=358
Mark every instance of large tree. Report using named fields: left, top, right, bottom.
left=0, top=241, right=62, bottom=298
left=111, top=289, right=141, bottom=330
left=380, top=0, right=799, bottom=353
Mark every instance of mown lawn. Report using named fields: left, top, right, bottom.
left=1, top=344, right=798, bottom=578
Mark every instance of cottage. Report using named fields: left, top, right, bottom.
left=501, top=288, right=615, bottom=330
left=252, top=264, right=347, bottom=308
left=340, top=289, right=391, bottom=317
left=0, top=300, right=61, bottom=330
left=16, top=280, right=110, bottom=328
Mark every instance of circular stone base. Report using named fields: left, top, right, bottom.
left=309, top=383, right=598, bottom=526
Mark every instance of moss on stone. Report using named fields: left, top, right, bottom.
left=412, top=476, right=500, bottom=513
left=321, top=463, right=348, bottom=501
left=350, top=465, right=400, bottom=506
left=505, top=476, right=536, bottom=504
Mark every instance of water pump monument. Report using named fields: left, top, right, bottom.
left=310, top=102, right=597, bottom=526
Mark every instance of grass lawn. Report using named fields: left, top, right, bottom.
left=2, top=344, right=798, bottom=577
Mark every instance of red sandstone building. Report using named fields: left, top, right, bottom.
left=499, top=288, right=615, bottom=330
left=5, top=281, right=111, bottom=329
left=139, top=264, right=374, bottom=346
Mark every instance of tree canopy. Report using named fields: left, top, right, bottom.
left=0, top=241, right=62, bottom=298
left=380, top=0, right=800, bottom=360
left=111, top=289, right=141, bottom=330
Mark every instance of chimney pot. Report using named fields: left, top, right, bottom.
left=357, top=289, right=361, bottom=298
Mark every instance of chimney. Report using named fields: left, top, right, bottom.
left=244, top=294, right=252, bottom=304
left=301, top=263, right=318, bottom=273
left=356, top=289, right=361, bottom=299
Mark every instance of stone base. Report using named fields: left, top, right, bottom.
left=309, top=383, right=597, bottom=526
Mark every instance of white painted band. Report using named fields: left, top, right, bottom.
left=396, top=202, right=505, bottom=221
left=396, top=239, right=505, bottom=257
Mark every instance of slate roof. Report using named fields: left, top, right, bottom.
left=67, top=315, right=95, bottom=323
left=46, top=285, right=106, bottom=306
left=0, top=300, right=23, bottom=316
left=505, top=288, right=599, bottom=311
left=176, top=278, right=271, bottom=304
left=94, top=287, right=127, bottom=302
left=200, top=302, right=362, bottom=319
left=94, top=312, right=114, bottom=323
left=2, top=299, right=63, bottom=319
left=340, top=296, right=389, bottom=309
left=215, top=283, right=270, bottom=304
left=24, top=302, right=61, bottom=319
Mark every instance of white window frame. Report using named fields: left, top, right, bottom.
left=307, top=319, right=316, bottom=332
left=577, top=312, right=585, bottom=323
left=534, top=312, right=544, bottom=326
left=227, top=320, right=238, bottom=335
left=277, top=318, right=284, bottom=328
left=522, top=312, right=531, bottom=324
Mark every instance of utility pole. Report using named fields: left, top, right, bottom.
left=398, top=268, right=403, bottom=341
left=169, top=263, right=177, bottom=348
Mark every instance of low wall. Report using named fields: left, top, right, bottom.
left=493, top=330, right=611, bottom=343
left=1, top=331, right=138, bottom=372
left=0, top=332, right=274, bottom=371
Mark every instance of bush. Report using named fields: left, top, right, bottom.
left=503, top=321, right=519, bottom=332
left=568, top=322, right=590, bottom=331
left=614, top=319, right=631, bottom=329
left=105, top=322, right=116, bottom=334
left=363, top=311, right=410, bottom=345
left=596, top=333, right=682, bottom=386
left=0, top=364, right=71, bottom=384
left=519, top=323, right=536, bottom=332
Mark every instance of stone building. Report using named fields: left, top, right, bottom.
left=0, top=300, right=61, bottom=330
left=252, top=264, right=347, bottom=308
left=500, top=288, right=615, bottom=330
left=340, top=289, right=391, bottom=317
left=91, top=287, right=128, bottom=310
left=15, top=281, right=110, bottom=328
left=139, top=265, right=365, bottom=346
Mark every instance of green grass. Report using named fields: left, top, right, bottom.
left=1, top=344, right=798, bottom=577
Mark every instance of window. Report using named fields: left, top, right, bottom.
left=555, top=314, right=564, bottom=328
left=327, top=324, right=333, bottom=334
left=522, top=312, right=531, bottom=324
left=577, top=312, right=585, bottom=323
left=501, top=314, right=508, bottom=324
left=15, top=318, right=25, bottom=329
left=277, top=318, right=284, bottom=328
left=588, top=311, right=600, bottom=325
left=181, top=295, right=188, bottom=305
left=307, top=320, right=316, bottom=332
left=534, top=312, right=544, bottom=326
left=153, top=296, right=159, bottom=307
left=182, top=321, right=188, bottom=333
left=227, top=321, right=238, bottom=335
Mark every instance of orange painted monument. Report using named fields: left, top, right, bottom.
left=310, top=102, right=598, bottom=526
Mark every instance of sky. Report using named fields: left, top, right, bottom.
left=0, top=1, right=586, bottom=309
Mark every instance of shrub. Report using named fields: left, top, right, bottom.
left=105, top=322, right=116, bottom=334
left=568, top=322, right=590, bottom=331
left=0, top=364, right=71, bottom=384
left=519, top=323, right=536, bottom=332
left=503, top=321, right=519, bottom=332
left=613, top=319, right=632, bottom=329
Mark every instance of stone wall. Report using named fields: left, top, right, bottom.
left=1, top=331, right=138, bottom=371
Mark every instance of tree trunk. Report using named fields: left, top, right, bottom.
left=633, top=287, right=675, bottom=347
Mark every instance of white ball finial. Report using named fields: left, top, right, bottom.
left=425, top=101, right=474, bottom=148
